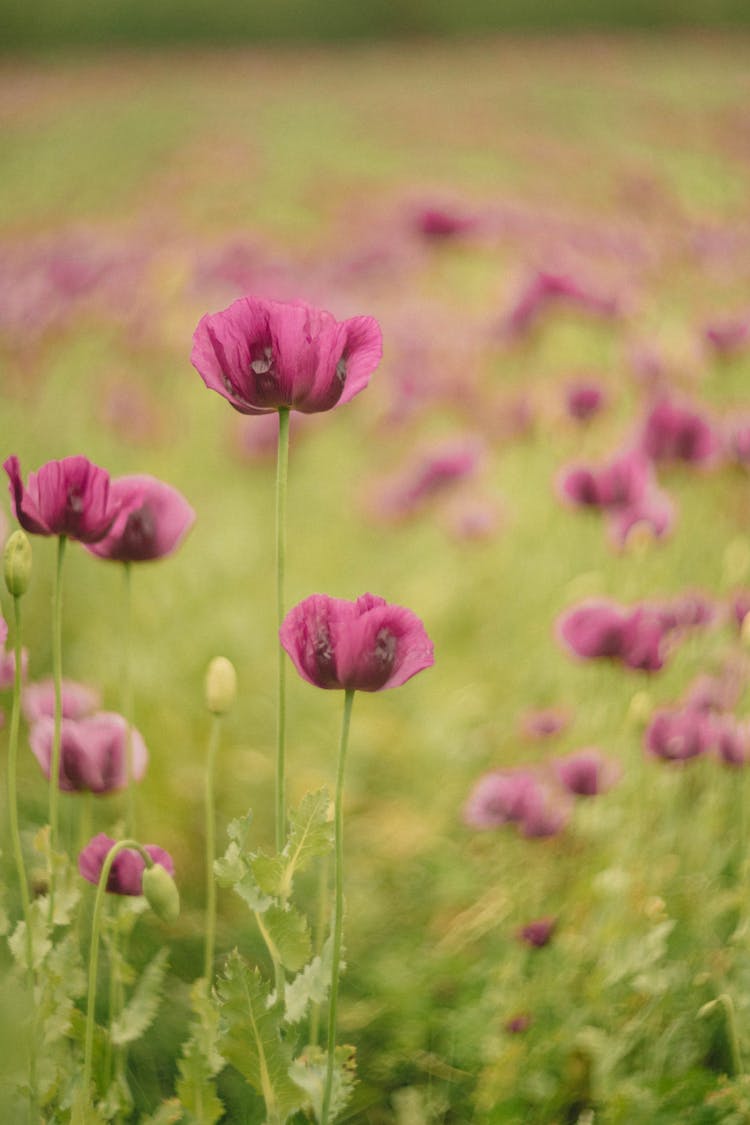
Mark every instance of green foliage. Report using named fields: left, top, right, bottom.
left=176, top=979, right=225, bottom=1125
left=289, top=1044, right=356, bottom=1124
left=110, top=948, right=170, bottom=1047
left=285, top=937, right=335, bottom=1025
left=216, top=951, right=305, bottom=1122
left=251, top=789, right=333, bottom=902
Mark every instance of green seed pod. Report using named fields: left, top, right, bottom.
left=4, top=530, right=32, bottom=597
left=205, top=656, right=237, bottom=715
left=142, top=863, right=180, bottom=923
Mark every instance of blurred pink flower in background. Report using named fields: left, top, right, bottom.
left=502, top=269, right=620, bottom=340
left=5, top=455, right=121, bottom=543
left=191, top=295, right=382, bottom=415
left=520, top=707, right=572, bottom=741
left=85, top=474, right=194, bottom=563
left=553, top=748, right=622, bottom=797
left=516, top=916, right=557, bottom=948
left=463, top=769, right=539, bottom=829
left=79, top=832, right=173, bottom=895
left=369, top=438, right=483, bottom=522
left=703, top=316, right=749, bottom=358
left=638, top=397, right=719, bottom=466
left=280, top=593, right=434, bottom=693
left=413, top=203, right=477, bottom=239
left=564, top=379, right=607, bottom=423
left=713, top=715, right=750, bottom=768
left=30, top=711, right=148, bottom=794
left=556, top=599, right=629, bottom=661
left=23, top=677, right=100, bottom=723
left=644, top=706, right=714, bottom=763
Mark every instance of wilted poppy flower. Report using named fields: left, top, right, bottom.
left=85, top=474, right=194, bottom=563
left=29, top=711, right=148, bottom=794
left=191, top=295, right=382, bottom=415
left=280, top=593, right=434, bottom=692
left=553, top=748, right=622, bottom=797
left=516, top=916, right=557, bottom=948
left=22, top=677, right=100, bottom=723
left=639, top=397, right=719, bottom=466
left=4, top=455, right=120, bottom=543
left=644, top=707, right=714, bottom=763
left=78, top=832, right=173, bottom=895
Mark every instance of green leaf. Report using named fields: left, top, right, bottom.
left=217, top=951, right=305, bottom=1121
left=140, top=1099, right=184, bottom=1125
left=258, top=904, right=311, bottom=973
left=285, top=938, right=334, bottom=1025
left=8, top=901, right=51, bottom=972
left=251, top=790, right=333, bottom=900
left=110, top=947, right=169, bottom=1046
left=289, top=1043, right=356, bottom=1124
left=234, top=872, right=273, bottom=913
left=176, top=978, right=225, bottom=1123
left=226, top=811, right=253, bottom=847
left=214, top=841, right=246, bottom=888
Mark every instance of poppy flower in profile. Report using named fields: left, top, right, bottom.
left=280, top=593, right=434, bottom=693
left=29, top=711, right=148, bottom=794
left=191, top=295, right=382, bottom=415
left=4, top=455, right=120, bottom=543
left=78, top=832, right=173, bottom=895
left=556, top=600, right=628, bottom=661
left=85, top=474, right=195, bottom=563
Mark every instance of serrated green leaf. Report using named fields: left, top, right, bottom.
left=8, top=905, right=51, bottom=972
left=177, top=1044, right=224, bottom=1125
left=258, top=905, right=311, bottom=973
left=249, top=789, right=332, bottom=902
left=70, top=1083, right=108, bottom=1125
left=226, top=811, right=253, bottom=847
left=288, top=1043, right=356, bottom=1124
left=110, top=947, right=169, bottom=1046
left=217, top=951, right=305, bottom=1121
left=285, top=938, right=335, bottom=1025
left=140, top=1099, right=184, bottom=1125
left=39, top=931, right=86, bottom=1045
left=176, top=978, right=225, bottom=1124
left=214, top=841, right=246, bottom=888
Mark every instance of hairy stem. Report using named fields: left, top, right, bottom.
left=48, top=533, right=67, bottom=924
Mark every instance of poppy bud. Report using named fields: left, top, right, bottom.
left=142, top=862, right=180, bottom=923
left=4, top=530, right=32, bottom=597
left=205, top=656, right=237, bottom=715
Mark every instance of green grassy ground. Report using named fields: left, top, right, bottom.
left=2, top=35, right=750, bottom=1122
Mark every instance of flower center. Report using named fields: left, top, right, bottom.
left=335, top=357, right=347, bottom=386
left=123, top=504, right=156, bottom=554
left=374, top=628, right=396, bottom=670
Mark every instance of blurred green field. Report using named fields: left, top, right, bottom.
left=3, top=35, right=750, bottom=1122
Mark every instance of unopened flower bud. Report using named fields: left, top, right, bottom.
left=142, top=863, right=180, bottom=923
left=4, top=530, right=32, bottom=597
left=205, top=656, right=237, bottom=715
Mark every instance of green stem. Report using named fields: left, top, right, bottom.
left=48, top=533, right=67, bottom=925
left=83, top=839, right=153, bottom=1102
left=122, top=561, right=136, bottom=839
left=204, top=714, right=221, bottom=988
left=275, top=406, right=290, bottom=856
left=321, top=689, right=355, bottom=1125
left=309, top=851, right=330, bottom=1047
left=7, top=595, right=38, bottom=1114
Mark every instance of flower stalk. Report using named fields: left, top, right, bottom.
left=48, top=533, right=67, bottom=923
left=275, top=407, right=290, bottom=856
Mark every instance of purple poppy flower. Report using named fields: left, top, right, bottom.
left=644, top=707, right=714, bottom=763
left=516, top=916, right=557, bottom=948
left=78, top=832, right=173, bottom=895
left=703, top=317, right=749, bottom=358
left=619, top=606, right=669, bottom=672
left=713, top=715, right=750, bottom=768
left=564, top=380, right=606, bottom=422
left=4, top=455, right=121, bottom=543
left=606, top=487, right=675, bottom=550
left=639, top=397, right=719, bottom=466
left=22, top=677, right=100, bottom=723
left=518, top=779, right=572, bottom=838
left=557, top=448, right=653, bottom=513
left=682, top=672, right=740, bottom=715
left=280, top=593, right=434, bottom=693
left=520, top=706, right=571, bottom=741
left=371, top=439, right=483, bottom=522
left=29, top=711, right=148, bottom=794
left=463, top=769, right=539, bottom=830
left=553, top=748, right=622, bottom=797
left=414, top=205, right=476, bottom=239
left=505, top=1013, right=532, bottom=1034
left=85, top=474, right=195, bottom=563
left=191, top=295, right=382, bottom=415
left=503, top=270, right=618, bottom=339
left=556, top=600, right=628, bottom=661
